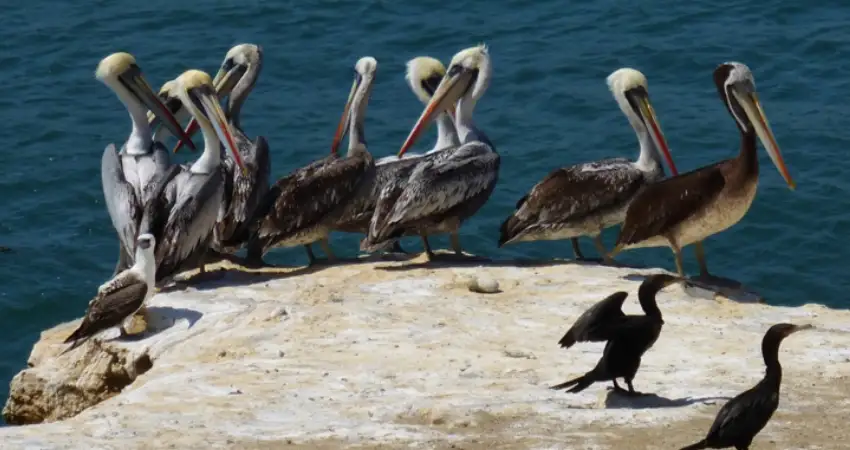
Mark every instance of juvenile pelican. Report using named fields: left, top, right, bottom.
left=173, top=44, right=270, bottom=254
left=64, top=234, right=156, bottom=351
left=246, top=57, right=377, bottom=265
left=610, top=62, right=795, bottom=278
left=333, top=56, right=459, bottom=254
left=140, top=70, right=246, bottom=283
left=368, top=45, right=499, bottom=259
left=498, top=68, right=677, bottom=260
left=97, top=53, right=194, bottom=275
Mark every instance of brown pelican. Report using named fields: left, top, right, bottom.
left=172, top=44, right=270, bottom=254
left=139, top=70, right=246, bottom=283
left=610, top=62, right=795, bottom=278
left=498, top=68, right=677, bottom=261
left=246, top=57, right=377, bottom=265
left=64, top=233, right=156, bottom=350
left=367, top=45, right=499, bottom=259
left=333, top=56, right=459, bottom=254
left=97, top=53, right=194, bottom=275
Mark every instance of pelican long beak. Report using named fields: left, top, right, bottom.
left=632, top=91, right=678, bottom=176
left=398, top=67, right=474, bottom=156
left=193, top=88, right=247, bottom=175
left=732, top=89, right=795, bottom=190
left=121, top=68, right=196, bottom=151
left=331, top=76, right=360, bottom=155
left=172, top=66, right=243, bottom=154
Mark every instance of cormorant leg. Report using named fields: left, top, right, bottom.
left=421, top=234, right=435, bottom=260
left=304, top=244, right=316, bottom=265
left=625, top=380, right=649, bottom=397
left=611, top=379, right=629, bottom=394
left=319, top=238, right=337, bottom=262
left=450, top=232, right=463, bottom=256
left=570, top=238, right=584, bottom=260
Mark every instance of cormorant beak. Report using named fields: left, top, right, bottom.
left=191, top=86, right=247, bottom=176
left=172, top=65, right=243, bottom=154
left=120, top=67, right=196, bottom=151
left=788, top=323, right=814, bottom=335
left=629, top=89, right=678, bottom=176
left=731, top=87, right=795, bottom=190
left=398, top=66, right=474, bottom=156
left=331, top=74, right=361, bottom=155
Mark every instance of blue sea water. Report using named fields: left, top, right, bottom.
left=2, top=1, right=850, bottom=421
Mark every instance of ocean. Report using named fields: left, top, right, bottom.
left=2, top=0, right=849, bottom=421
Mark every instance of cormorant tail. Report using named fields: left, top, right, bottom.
left=678, top=440, right=708, bottom=450
left=549, top=373, right=594, bottom=393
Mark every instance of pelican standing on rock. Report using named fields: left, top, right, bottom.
left=97, top=53, right=195, bottom=275
left=334, top=56, right=459, bottom=254
left=64, top=234, right=157, bottom=351
left=246, top=57, right=377, bottom=265
left=368, top=45, right=499, bottom=259
left=610, top=62, right=795, bottom=279
left=140, top=70, right=246, bottom=283
left=173, top=44, right=270, bottom=254
left=498, top=68, right=677, bottom=260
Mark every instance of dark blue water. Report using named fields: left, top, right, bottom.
left=2, top=1, right=850, bottom=417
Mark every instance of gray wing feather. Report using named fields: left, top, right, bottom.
left=101, top=144, right=140, bottom=256
left=386, top=143, right=499, bottom=226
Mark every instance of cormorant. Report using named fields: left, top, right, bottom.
left=679, top=322, right=813, bottom=450
left=550, top=273, right=679, bottom=396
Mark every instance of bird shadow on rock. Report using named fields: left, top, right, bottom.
left=116, top=306, right=203, bottom=342
left=622, top=272, right=764, bottom=304
left=376, top=253, right=647, bottom=272
left=603, top=389, right=730, bottom=409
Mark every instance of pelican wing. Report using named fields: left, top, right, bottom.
left=557, top=291, right=628, bottom=348
left=101, top=144, right=141, bottom=255
left=500, top=159, right=644, bottom=244
left=218, top=135, right=271, bottom=246
left=384, top=143, right=499, bottom=228
left=157, top=170, right=224, bottom=279
left=616, top=162, right=727, bottom=246
left=255, top=154, right=367, bottom=242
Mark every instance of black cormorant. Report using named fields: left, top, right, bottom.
left=550, top=273, right=679, bottom=396
left=679, top=322, right=813, bottom=450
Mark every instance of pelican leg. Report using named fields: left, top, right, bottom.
left=694, top=241, right=711, bottom=278
left=319, top=238, right=337, bottom=262
left=421, top=234, right=435, bottom=260
left=450, top=232, right=463, bottom=256
left=390, top=240, right=407, bottom=254
left=670, top=244, right=685, bottom=277
left=594, top=236, right=615, bottom=264
left=570, top=238, right=585, bottom=260
left=304, top=244, right=316, bottom=265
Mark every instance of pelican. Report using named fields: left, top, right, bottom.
left=139, top=70, right=246, bottom=283
left=246, top=57, right=377, bottom=265
left=64, top=233, right=156, bottom=351
left=368, top=44, right=499, bottom=259
left=498, top=68, right=677, bottom=260
left=97, top=53, right=194, bottom=275
left=173, top=44, right=270, bottom=254
left=610, top=62, right=795, bottom=278
left=333, top=56, right=460, bottom=254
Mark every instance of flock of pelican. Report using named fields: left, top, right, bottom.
left=62, top=42, right=804, bottom=448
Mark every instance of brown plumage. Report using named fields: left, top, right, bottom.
left=610, top=62, right=795, bottom=277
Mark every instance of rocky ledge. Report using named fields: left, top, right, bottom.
left=2, top=254, right=849, bottom=449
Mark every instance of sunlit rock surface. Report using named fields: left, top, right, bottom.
left=2, top=254, right=848, bottom=449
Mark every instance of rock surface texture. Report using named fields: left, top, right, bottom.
left=2, top=255, right=848, bottom=449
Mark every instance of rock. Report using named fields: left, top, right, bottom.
left=467, top=275, right=500, bottom=294
left=0, top=259, right=848, bottom=449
